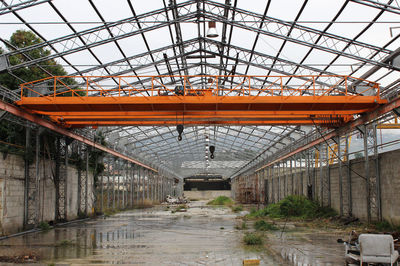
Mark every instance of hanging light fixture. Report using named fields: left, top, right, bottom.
left=177, top=124, right=184, bottom=141
left=206, top=21, right=219, bottom=38
left=209, top=145, right=215, bottom=159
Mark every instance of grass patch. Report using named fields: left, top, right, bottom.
left=207, top=196, right=233, bottom=206
left=246, top=195, right=336, bottom=220
left=55, top=240, right=76, bottom=247
left=374, top=220, right=400, bottom=232
left=231, top=205, right=243, bottom=213
left=103, top=209, right=118, bottom=217
left=38, top=221, right=51, bottom=231
left=246, top=207, right=269, bottom=218
left=235, top=221, right=248, bottom=230
left=254, top=220, right=278, bottom=231
left=243, top=233, right=263, bottom=245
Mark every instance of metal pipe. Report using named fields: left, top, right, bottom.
left=0, top=100, right=157, bottom=172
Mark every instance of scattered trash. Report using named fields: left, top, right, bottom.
left=243, top=258, right=260, bottom=265
left=338, top=216, right=359, bottom=225
left=164, top=195, right=190, bottom=205
left=0, top=254, right=38, bottom=263
left=339, top=231, right=400, bottom=265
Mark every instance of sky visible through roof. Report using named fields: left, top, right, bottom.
left=1, top=0, right=400, bottom=179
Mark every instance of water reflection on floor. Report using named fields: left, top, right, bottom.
left=0, top=201, right=282, bottom=265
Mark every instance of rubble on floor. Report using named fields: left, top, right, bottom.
left=163, top=195, right=190, bottom=204
left=0, top=254, right=38, bottom=263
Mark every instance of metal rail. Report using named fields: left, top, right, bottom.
left=16, top=74, right=384, bottom=127
left=0, top=99, right=157, bottom=172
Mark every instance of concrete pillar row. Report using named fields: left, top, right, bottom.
left=142, top=168, right=145, bottom=204
left=136, top=165, right=140, bottom=205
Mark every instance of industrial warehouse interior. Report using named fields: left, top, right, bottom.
left=0, top=0, right=400, bottom=265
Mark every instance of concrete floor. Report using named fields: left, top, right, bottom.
left=0, top=201, right=348, bottom=265
left=0, top=201, right=281, bottom=265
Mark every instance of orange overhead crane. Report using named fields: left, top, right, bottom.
left=16, top=75, right=386, bottom=128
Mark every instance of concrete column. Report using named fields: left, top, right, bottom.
left=338, top=135, right=343, bottom=216
left=284, top=161, right=287, bottom=198
left=35, top=131, right=40, bottom=225
left=306, top=150, right=310, bottom=198
left=346, top=135, right=352, bottom=216
left=166, top=179, right=169, bottom=198
left=76, top=143, right=82, bottom=215
left=364, top=124, right=371, bottom=223
left=312, top=149, right=316, bottom=200
left=147, top=170, right=150, bottom=201
left=373, top=124, right=382, bottom=221
left=142, top=168, right=145, bottom=204
left=107, top=158, right=110, bottom=210
left=117, top=160, right=121, bottom=209
left=151, top=172, right=155, bottom=202
left=326, top=144, right=331, bottom=207
left=137, top=166, right=141, bottom=205
left=100, top=168, right=103, bottom=213
left=130, top=163, right=134, bottom=207
left=155, top=174, right=159, bottom=202
left=166, top=178, right=169, bottom=198
left=160, top=175, right=162, bottom=202
left=136, top=165, right=140, bottom=205
left=65, top=140, right=69, bottom=219
left=23, top=127, right=30, bottom=228
left=271, top=166, right=274, bottom=203
left=161, top=177, right=164, bottom=201
left=85, top=146, right=89, bottom=215
left=319, top=143, right=323, bottom=204
left=124, top=161, right=126, bottom=208
left=113, top=158, right=116, bottom=210
left=121, top=161, right=124, bottom=209
left=278, top=163, right=281, bottom=201
left=159, top=175, right=162, bottom=202
left=300, top=155, right=304, bottom=196
left=290, top=158, right=294, bottom=195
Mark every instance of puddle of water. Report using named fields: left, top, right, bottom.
left=0, top=201, right=282, bottom=265
left=269, top=229, right=346, bottom=265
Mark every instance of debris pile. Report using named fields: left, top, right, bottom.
left=0, top=254, right=38, bottom=263
left=164, top=195, right=189, bottom=205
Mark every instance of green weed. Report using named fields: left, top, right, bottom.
left=246, top=195, right=336, bottom=219
left=374, top=220, right=400, bottom=232
left=38, top=221, right=51, bottom=231
left=243, top=233, right=263, bottom=245
left=254, top=220, right=278, bottom=231
left=207, top=196, right=234, bottom=206
left=231, top=205, right=243, bottom=213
